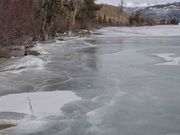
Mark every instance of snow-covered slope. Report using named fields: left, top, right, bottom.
left=124, top=1, right=155, bottom=14
left=124, top=1, right=154, bottom=8
left=137, top=2, right=180, bottom=21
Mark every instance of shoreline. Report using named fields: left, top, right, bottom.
left=0, top=29, right=92, bottom=58
left=0, top=124, right=16, bottom=130
left=0, top=24, right=179, bottom=59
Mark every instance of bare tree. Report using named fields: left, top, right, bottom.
left=72, top=0, right=83, bottom=30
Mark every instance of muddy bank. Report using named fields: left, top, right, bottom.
left=0, top=124, right=16, bottom=130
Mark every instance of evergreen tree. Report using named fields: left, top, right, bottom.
left=103, top=14, right=106, bottom=23
left=78, top=0, right=101, bottom=21
left=98, top=15, right=102, bottom=24
left=170, top=18, right=178, bottom=25
left=160, top=19, right=166, bottom=24
left=109, top=18, right=112, bottom=24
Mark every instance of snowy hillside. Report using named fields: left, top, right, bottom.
left=124, top=1, right=154, bottom=8
left=137, top=2, right=180, bottom=21
left=124, top=1, right=155, bottom=14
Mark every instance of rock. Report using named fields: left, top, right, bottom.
left=0, top=46, right=25, bottom=58
left=11, top=46, right=25, bottom=57
left=57, top=38, right=65, bottom=41
left=79, top=30, right=91, bottom=38
left=25, top=49, right=40, bottom=56
left=0, top=124, right=16, bottom=130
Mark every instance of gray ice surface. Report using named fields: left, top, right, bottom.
left=0, top=25, right=180, bottom=135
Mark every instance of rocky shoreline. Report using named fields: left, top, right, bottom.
left=0, top=30, right=92, bottom=59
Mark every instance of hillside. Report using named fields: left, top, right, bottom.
left=97, top=4, right=130, bottom=25
left=137, top=2, right=180, bottom=22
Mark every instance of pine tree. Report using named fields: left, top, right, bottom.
left=170, top=18, right=178, bottom=25
left=98, top=15, right=102, bottom=24
left=103, top=14, right=106, bottom=23
left=109, top=18, right=112, bottom=24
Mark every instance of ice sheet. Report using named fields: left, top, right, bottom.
left=96, top=25, right=180, bottom=37
left=154, top=53, right=180, bottom=65
left=0, top=91, right=81, bottom=117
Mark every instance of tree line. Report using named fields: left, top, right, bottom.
left=129, top=13, right=156, bottom=26
left=0, top=0, right=101, bottom=48
left=159, top=18, right=179, bottom=25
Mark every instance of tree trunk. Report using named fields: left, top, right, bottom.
left=42, top=18, right=49, bottom=40
left=72, top=2, right=78, bottom=30
left=61, top=0, right=64, bottom=8
left=67, top=12, right=73, bottom=36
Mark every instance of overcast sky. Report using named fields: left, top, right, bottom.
left=97, top=0, right=180, bottom=5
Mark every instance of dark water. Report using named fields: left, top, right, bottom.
left=1, top=25, right=180, bottom=135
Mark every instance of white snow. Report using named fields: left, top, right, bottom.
left=31, top=44, right=49, bottom=55
left=0, top=91, right=81, bottom=117
left=124, top=1, right=154, bottom=8
left=96, top=25, right=180, bottom=37
left=5, top=56, right=45, bottom=73
left=97, top=0, right=160, bottom=7
left=154, top=53, right=180, bottom=66
left=0, top=91, right=81, bottom=132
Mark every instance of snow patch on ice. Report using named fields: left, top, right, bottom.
left=0, top=91, right=81, bottom=131
left=31, top=44, right=49, bottom=55
left=0, top=91, right=81, bottom=118
left=154, top=53, right=180, bottom=66
left=5, top=56, right=45, bottom=73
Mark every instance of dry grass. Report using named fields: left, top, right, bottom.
left=97, top=4, right=130, bottom=25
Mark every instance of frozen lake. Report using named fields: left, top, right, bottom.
left=0, top=25, right=180, bottom=135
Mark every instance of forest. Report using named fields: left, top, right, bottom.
left=0, top=0, right=101, bottom=50
left=1, top=0, right=176, bottom=58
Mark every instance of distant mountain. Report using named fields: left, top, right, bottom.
left=124, top=2, right=155, bottom=14
left=124, top=7, right=143, bottom=14
left=136, top=2, right=180, bottom=22
left=124, top=1, right=154, bottom=8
